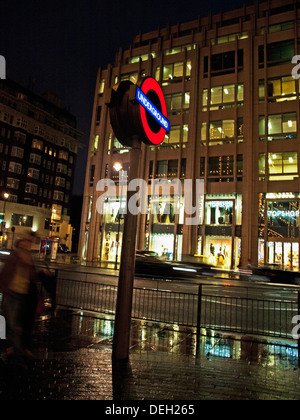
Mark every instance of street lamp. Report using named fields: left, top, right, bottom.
left=1, top=193, right=9, bottom=248
left=113, top=163, right=123, bottom=270
left=50, top=208, right=56, bottom=238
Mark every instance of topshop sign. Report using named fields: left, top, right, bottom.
left=267, top=210, right=299, bottom=218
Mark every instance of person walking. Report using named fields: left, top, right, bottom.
left=0, top=232, right=38, bottom=361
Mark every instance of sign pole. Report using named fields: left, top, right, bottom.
left=112, top=136, right=142, bottom=361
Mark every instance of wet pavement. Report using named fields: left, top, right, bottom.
left=0, top=309, right=300, bottom=400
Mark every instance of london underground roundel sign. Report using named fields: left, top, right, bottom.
left=135, top=77, right=170, bottom=146
left=107, top=77, right=169, bottom=148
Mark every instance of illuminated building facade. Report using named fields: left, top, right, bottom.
left=0, top=79, right=84, bottom=249
left=80, top=0, right=300, bottom=271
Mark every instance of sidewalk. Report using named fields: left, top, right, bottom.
left=0, top=309, right=300, bottom=400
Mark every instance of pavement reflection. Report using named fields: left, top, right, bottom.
left=0, top=309, right=299, bottom=400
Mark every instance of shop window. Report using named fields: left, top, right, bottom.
left=267, top=200, right=299, bottom=238
left=205, top=200, right=234, bottom=225
left=268, top=152, right=298, bottom=181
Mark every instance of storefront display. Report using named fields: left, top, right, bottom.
left=205, top=238, right=232, bottom=268
left=258, top=193, right=300, bottom=271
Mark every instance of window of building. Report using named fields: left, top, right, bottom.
left=58, top=150, right=69, bottom=160
left=237, top=155, right=243, bottom=181
left=27, top=168, right=40, bottom=179
left=55, top=177, right=66, bottom=188
left=204, top=50, right=243, bottom=77
left=25, top=183, right=38, bottom=194
left=89, top=165, right=95, bottom=187
left=11, top=146, right=24, bottom=159
left=6, top=178, right=20, bottom=190
left=32, top=139, right=43, bottom=150
left=180, top=158, right=187, bottom=178
left=99, top=79, right=105, bottom=95
left=162, top=60, right=191, bottom=85
left=119, top=71, right=139, bottom=84
left=268, top=152, right=298, bottom=181
left=259, top=76, right=297, bottom=103
left=258, top=153, right=266, bottom=181
left=53, top=190, right=64, bottom=201
left=211, top=32, right=248, bottom=46
left=161, top=125, right=188, bottom=149
left=208, top=156, right=234, bottom=182
left=259, top=113, right=297, bottom=141
left=8, top=162, right=22, bottom=174
left=57, top=163, right=67, bottom=174
left=259, top=40, right=295, bottom=67
left=203, top=84, right=244, bottom=111
left=165, top=92, right=190, bottom=115
left=11, top=214, right=33, bottom=227
left=13, top=131, right=26, bottom=144
left=208, top=120, right=235, bottom=145
left=156, top=160, right=167, bottom=178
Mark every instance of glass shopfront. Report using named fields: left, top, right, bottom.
left=258, top=194, right=300, bottom=271
left=101, top=198, right=125, bottom=263
left=147, top=196, right=184, bottom=261
left=200, top=197, right=242, bottom=269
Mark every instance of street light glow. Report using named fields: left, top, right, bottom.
left=113, top=162, right=123, bottom=172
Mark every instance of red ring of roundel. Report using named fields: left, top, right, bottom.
left=139, top=78, right=168, bottom=145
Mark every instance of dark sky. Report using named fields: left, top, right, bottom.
left=0, top=0, right=254, bottom=195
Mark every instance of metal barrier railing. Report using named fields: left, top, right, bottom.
left=0, top=269, right=298, bottom=342
left=54, top=276, right=299, bottom=341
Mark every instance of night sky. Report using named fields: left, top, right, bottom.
left=0, top=0, right=255, bottom=195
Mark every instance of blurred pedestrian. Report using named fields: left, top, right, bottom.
left=0, top=232, right=38, bottom=361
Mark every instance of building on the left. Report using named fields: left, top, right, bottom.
left=0, top=78, right=84, bottom=252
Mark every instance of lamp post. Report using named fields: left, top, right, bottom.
left=113, top=163, right=123, bottom=270
left=1, top=193, right=9, bottom=248
left=50, top=208, right=56, bottom=238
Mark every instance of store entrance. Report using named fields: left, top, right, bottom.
left=267, top=241, right=299, bottom=271
left=205, top=237, right=232, bottom=269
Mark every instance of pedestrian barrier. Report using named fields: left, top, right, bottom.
left=0, top=273, right=298, bottom=342
left=53, top=274, right=299, bottom=342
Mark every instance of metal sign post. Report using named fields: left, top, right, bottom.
left=112, top=136, right=141, bottom=361
left=107, top=77, right=169, bottom=361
